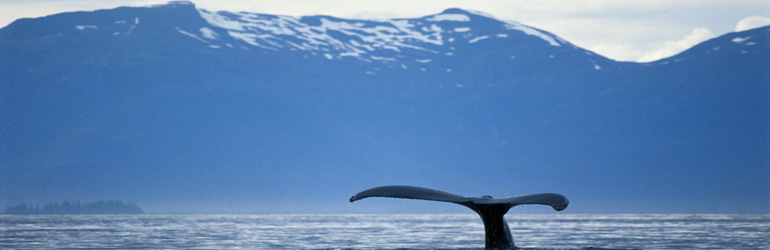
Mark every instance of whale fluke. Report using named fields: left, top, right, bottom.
left=349, top=185, right=568, bottom=249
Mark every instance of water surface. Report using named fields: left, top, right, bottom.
left=1, top=214, right=768, bottom=249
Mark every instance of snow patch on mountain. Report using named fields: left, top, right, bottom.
left=188, top=6, right=594, bottom=65
left=195, top=9, right=452, bottom=60
left=732, top=36, right=751, bottom=43
left=504, top=21, right=560, bottom=46
left=469, top=36, right=488, bottom=43
left=454, top=27, right=471, bottom=32
left=126, top=18, right=139, bottom=34
left=371, top=56, right=396, bottom=61
left=237, top=13, right=298, bottom=36
left=198, top=9, right=245, bottom=31
left=200, top=27, right=218, bottom=39
left=76, top=25, right=97, bottom=30
left=176, top=27, right=208, bottom=43
left=227, top=31, right=262, bottom=48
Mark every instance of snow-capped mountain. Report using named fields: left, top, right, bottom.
left=192, top=6, right=600, bottom=65
left=1, top=1, right=767, bottom=213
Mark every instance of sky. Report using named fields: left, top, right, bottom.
left=1, top=0, right=769, bottom=62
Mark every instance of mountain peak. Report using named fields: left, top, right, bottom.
left=427, top=8, right=497, bottom=22
left=440, top=8, right=472, bottom=15
left=166, top=1, right=195, bottom=6
left=145, top=1, right=196, bottom=11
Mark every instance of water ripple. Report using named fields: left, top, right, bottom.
left=0, top=214, right=767, bottom=249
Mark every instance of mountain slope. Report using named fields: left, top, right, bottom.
left=1, top=1, right=767, bottom=213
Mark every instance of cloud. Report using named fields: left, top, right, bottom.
left=735, top=16, right=770, bottom=32
left=637, top=28, right=715, bottom=62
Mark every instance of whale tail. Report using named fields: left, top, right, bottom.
left=349, top=185, right=568, bottom=249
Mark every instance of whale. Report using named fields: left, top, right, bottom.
left=349, top=185, right=568, bottom=250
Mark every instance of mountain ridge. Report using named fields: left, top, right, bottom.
left=3, top=1, right=766, bottom=67
left=1, top=1, right=768, bottom=213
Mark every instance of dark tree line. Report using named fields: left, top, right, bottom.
left=4, top=200, right=143, bottom=214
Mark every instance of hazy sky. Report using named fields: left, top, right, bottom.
left=1, top=0, right=769, bottom=62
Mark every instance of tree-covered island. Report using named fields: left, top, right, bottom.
left=4, top=200, right=143, bottom=214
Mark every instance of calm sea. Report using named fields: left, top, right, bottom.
left=0, top=213, right=767, bottom=249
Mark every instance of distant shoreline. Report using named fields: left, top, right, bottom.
left=4, top=200, right=143, bottom=214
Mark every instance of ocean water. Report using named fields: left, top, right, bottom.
left=0, top=213, right=768, bottom=249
